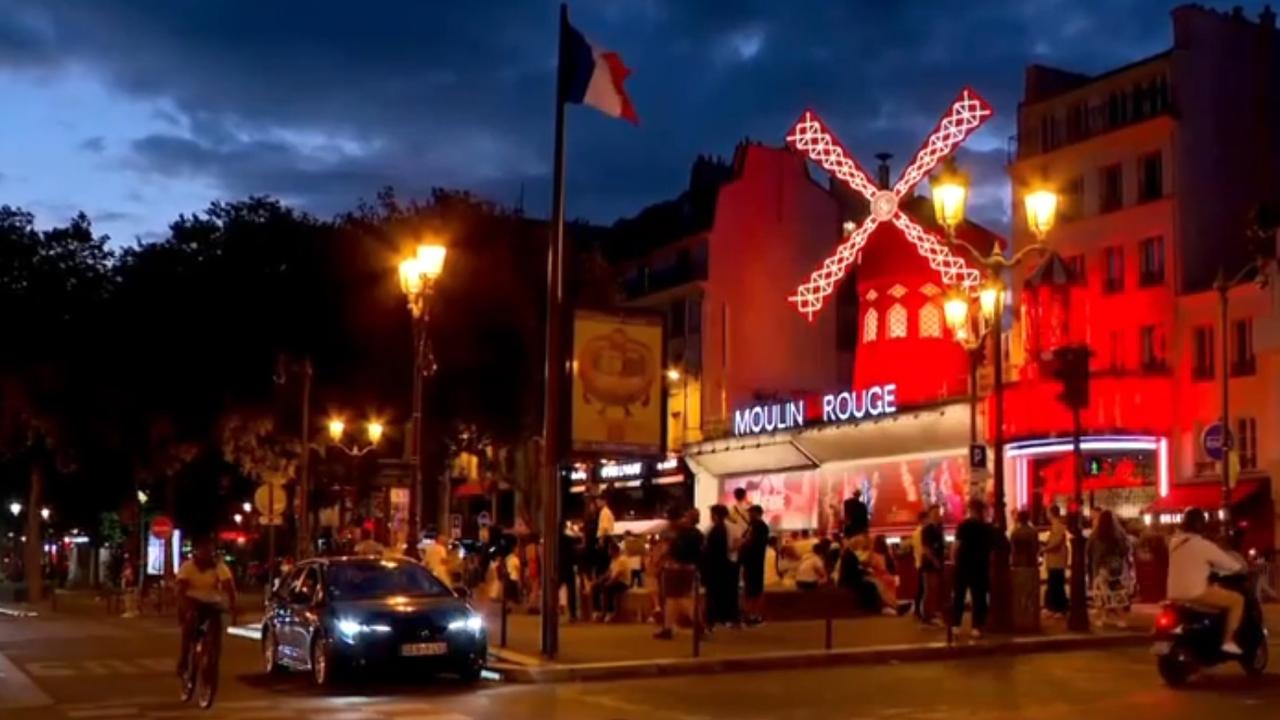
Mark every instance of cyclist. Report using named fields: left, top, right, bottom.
left=175, top=537, right=238, bottom=678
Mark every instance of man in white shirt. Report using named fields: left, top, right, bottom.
left=1167, top=508, right=1247, bottom=655
left=596, top=496, right=616, bottom=541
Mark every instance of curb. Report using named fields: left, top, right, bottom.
left=0, top=605, right=39, bottom=618
left=490, top=632, right=1152, bottom=683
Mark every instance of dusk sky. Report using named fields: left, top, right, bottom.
left=0, top=1, right=1258, bottom=244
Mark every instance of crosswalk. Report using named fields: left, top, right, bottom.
left=56, top=697, right=474, bottom=720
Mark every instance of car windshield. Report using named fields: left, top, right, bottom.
left=326, top=560, right=452, bottom=601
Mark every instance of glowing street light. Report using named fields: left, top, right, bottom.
left=930, top=158, right=968, bottom=232
left=40, top=507, right=50, bottom=522
left=978, top=281, right=1001, bottom=323
left=242, top=502, right=253, bottom=514
left=233, top=513, right=244, bottom=526
left=1024, top=189, right=1059, bottom=241
left=665, top=368, right=681, bottom=382
left=8, top=502, right=21, bottom=518
left=943, top=290, right=971, bottom=339
left=366, top=420, right=385, bottom=446
left=327, top=417, right=346, bottom=443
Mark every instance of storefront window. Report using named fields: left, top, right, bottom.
left=1028, top=450, right=1156, bottom=523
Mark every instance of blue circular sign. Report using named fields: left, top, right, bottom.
left=1201, top=423, right=1233, bottom=461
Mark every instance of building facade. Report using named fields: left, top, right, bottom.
left=1009, top=3, right=1280, bottom=546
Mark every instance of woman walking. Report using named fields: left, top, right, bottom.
left=1087, top=509, right=1133, bottom=628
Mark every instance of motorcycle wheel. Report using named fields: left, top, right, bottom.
left=1241, top=641, right=1269, bottom=677
left=1157, top=654, right=1193, bottom=688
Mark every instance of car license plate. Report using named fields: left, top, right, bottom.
left=401, top=642, right=448, bottom=657
left=1150, top=641, right=1173, bottom=656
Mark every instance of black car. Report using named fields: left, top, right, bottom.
left=261, top=556, right=487, bottom=685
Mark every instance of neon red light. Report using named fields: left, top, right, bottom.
left=784, top=88, right=992, bottom=318
left=1155, top=607, right=1178, bottom=631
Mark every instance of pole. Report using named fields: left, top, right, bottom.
left=987, top=280, right=1013, bottom=633
left=267, top=483, right=277, bottom=593
left=540, top=2, right=570, bottom=659
left=1067, top=401, right=1090, bottom=632
left=409, top=317, right=425, bottom=554
left=1218, top=277, right=1232, bottom=526
left=297, top=358, right=313, bottom=558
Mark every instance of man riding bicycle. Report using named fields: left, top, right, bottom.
left=175, top=537, right=238, bottom=677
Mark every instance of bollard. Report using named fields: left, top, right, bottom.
left=692, top=570, right=701, bottom=659
left=499, top=575, right=509, bottom=648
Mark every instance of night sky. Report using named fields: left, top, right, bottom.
left=0, top=1, right=1261, bottom=243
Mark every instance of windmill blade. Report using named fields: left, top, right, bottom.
left=890, top=212, right=982, bottom=288
left=789, top=216, right=882, bottom=319
left=892, top=87, right=994, bottom=198
left=786, top=110, right=880, bottom=202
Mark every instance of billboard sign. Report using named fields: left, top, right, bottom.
left=571, top=310, right=664, bottom=454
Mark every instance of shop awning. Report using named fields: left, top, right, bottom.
left=1146, top=477, right=1269, bottom=512
left=683, top=434, right=817, bottom=477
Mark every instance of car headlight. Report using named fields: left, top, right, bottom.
left=336, top=617, right=392, bottom=643
left=447, top=614, right=484, bottom=635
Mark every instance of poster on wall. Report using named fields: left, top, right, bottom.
left=571, top=310, right=664, bottom=454
left=721, top=453, right=979, bottom=532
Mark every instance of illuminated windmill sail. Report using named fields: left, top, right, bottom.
left=784, top=88, right=992, bottom=319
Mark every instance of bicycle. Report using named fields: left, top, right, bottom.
left=179, top=606, right=223, bottom=709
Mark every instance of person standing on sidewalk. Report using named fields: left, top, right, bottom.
left=654, top=508, right=703, bottom=640
left=844, top=489, right=870, bottom=538
left=910, top=510, right=928, bottom=619
left=918, top=505, right=945, bottom=626
left=1043, top=505, right=1069, bottom=616
left=951, top=499, right=993, bottom=639
left=740, top=505, right=770, bottom=625
left=702, top=504, right=737, bottom=634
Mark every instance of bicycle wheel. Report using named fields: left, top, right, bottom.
left=196, top=636, right=218, bottom=709
left=179, top=641, right=198, bottom=702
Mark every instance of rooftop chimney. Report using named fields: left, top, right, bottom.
left=874, top=153, right=893, bottom=189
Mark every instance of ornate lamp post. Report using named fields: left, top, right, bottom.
left=398, top=242, right=447, bottom=555
left=325, top=416, right=385, bottom=528
left=934, top=160, right=1057, bottom=632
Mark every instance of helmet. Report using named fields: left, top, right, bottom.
left=1181, top=507, right=1208, bottom=534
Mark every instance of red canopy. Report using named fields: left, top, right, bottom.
left=1146, top=478, right=1267, bottom=512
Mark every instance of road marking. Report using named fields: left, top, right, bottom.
left=65, top=707, right=140, bottom=718
left=0, top=650, right=54, bottom=709
left=23, top=657, right=174, bottom=677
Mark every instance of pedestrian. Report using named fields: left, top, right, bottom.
left=558, top=524, right=579, bottom=621
left=1043, top=505, right=1069, bottom=616
left=918, top=505, right=945, bottom=626
left=951, top=499, right=993, bottom=638
left=910, top=510, right=928, bottom=619
left=1087, top=509, right=1133, bottom=628
left=591, top=541, right=631, bottom=622
left=654, top=508, right=703, bottom=640
left=1010, top=510, right=1039, bottom=568
left=702, top=504, right=738, bottom=634
left=524, top=535, right=541, bottom=613
left=844, top=489, right=870, bottom=537
left=863, top=534, right=902, bottom=615
left=424, top=532, right=452, bottom=584
left=795, top=539, right=829, bottom=591
left=740, top=505, right=770, bottom=625
left=595, top=495, right=616, bottom=577
left=353, top=526, right=384, bottom=556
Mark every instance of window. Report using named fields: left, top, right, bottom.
left=918, top=303, right=942, bottom=338
left=1103, top=246, right=1124, bottom=293
left=862, top=308, right=879, bottom=343
left=1138, top=236, right=1165, bottom=286
left=1192, top=325, right=1214, bottom=381
left=1138, top=152, right=1163, bottom=202
left=1237, top=417, right=1258, bottom=470
left=1108, top=330, right=1124, bottom=371
left=1100, top=164, right=1123, bottom=213
left=1231, top=318, right=1255, bottom=376
left=1061, top=176, right=1084, bottom=220
left=1139, top=325, right=1166, bottom=371
left=887, top=303, right=908, bottom=339
left=1064, top=254, right=1086, bottom=286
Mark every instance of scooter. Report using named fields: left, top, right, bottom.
left=1152, top=572, right=1269, bottom=687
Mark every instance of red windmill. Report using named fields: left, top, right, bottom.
left=784, top=88, right=994, bottom=319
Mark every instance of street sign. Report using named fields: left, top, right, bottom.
left=150, top=515, right=174, bottom=540
left=969, top=443, right=988, bottom=470
left=1201, top=423, right=1234, bottom=462
left=254, top=484, right=287, bottom=520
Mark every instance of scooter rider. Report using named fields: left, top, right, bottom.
left=1167, top=508, right=1247, bottom=655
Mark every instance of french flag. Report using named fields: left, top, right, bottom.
left=560, top=13, right=638, bottom=124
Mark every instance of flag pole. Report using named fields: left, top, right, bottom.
left=540, top=1, right=570, bottom=660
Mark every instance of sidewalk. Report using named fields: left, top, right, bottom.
left=481, top=603, right=1168, bottom=682
left=0, top=588, right=267, bottom=620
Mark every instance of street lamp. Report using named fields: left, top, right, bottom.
left=40, top=507, right=50, bottom=522
left=399, top=241, right=447, bottom=551
left=242, top=502, right=252, bottom=514
left=8, top=502, right=20, bottom=518
left=233, top=513, right=244, bottom=526
left=1214, top=217, right=1277, bottom=527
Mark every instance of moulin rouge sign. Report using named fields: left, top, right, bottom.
left=733, top=383, right=899, bottom=437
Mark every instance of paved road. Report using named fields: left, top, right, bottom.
left=4, top=612, right=1279, bottom=719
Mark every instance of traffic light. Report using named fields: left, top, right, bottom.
left=1050, top=344, right=1092, bottom=410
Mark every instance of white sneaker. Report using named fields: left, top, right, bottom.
left=1221, top=641, right=1244, bottom=655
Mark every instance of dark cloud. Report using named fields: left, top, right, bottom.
left=78, top=135, right=106, bottom=154
left=0, top=1, right=1216, bottom=231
